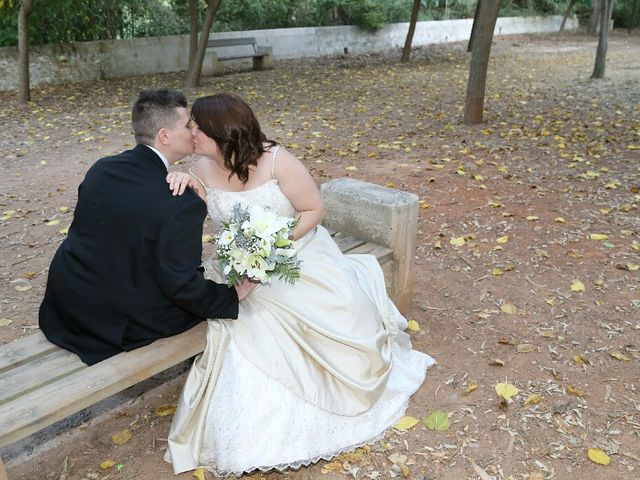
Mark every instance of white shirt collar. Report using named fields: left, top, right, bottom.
left=143, top=144, right=170, bottom=171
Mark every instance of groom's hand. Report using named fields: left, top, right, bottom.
left=234, top=278, right=257, bottom=301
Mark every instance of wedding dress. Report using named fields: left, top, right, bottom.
left=166, top=147, right=435, bottom=476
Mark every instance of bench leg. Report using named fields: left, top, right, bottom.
left=253, top=47, right=274, bottom=71
left=202, top=51, right=225, bottom=77
left=0, top=456, right=8, bottom=480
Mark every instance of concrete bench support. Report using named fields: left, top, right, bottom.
left=320, top=178, right=419, bottom=315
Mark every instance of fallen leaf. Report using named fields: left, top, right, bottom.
left=154, top=404, right=177, bottom=417
left=587, top=448, right=611, bottom=466
left=609, top=351, right=630, bottom=361
left=573, top=354, right=589, bottom=365
left=407, top=320, right=420, bottom=333
left=516, top=343, right=535, bottom=353
left=202, top=234, right=214, bottom=243
left=590, top=233, right=609, bottom=241
left=321, top=461, right=343, bottom=473
left=192, top=467, right=207, bottom=479
left=465, top=383, right=478, bottom=394
left=423, top=410, right=451, bottom=431
left=345, top=166, right=358, bottom=171
left=0, top=318, right=13, bottom=327
left=46, top=219, right=61, bottom=226
left=495, top=382, right=519, bottom=400
left=99, top=460, right=116, bottom=470
left=554, top=217, right=566, bottom=223
left=500, top=303, right=518, bottom=314
left=450, top=236, right=466, bottom=246
left=571, top=279, right=585, bottom=293
left=567, top=385, right=585, bottom=397
left=488, top=358, right=505, bottom=366
left=111, top=429, right=132, bottom=445
left=526, top=215, right=539, bottom=221
left=496, top=235, right=509, bottom=244
left=524, top=394, right=542, bottom=406
left=393, top=416, right=420, bottom=431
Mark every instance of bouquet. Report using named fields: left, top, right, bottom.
left=215, top=203, right=301, bottom=287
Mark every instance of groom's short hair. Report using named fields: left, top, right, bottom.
left=132, top=89, right=188, bottom=145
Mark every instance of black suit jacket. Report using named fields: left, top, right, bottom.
left=39, top=144, right=238, bottom=365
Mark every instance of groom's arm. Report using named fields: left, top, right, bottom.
left=155, top=196, right=239, bottom=320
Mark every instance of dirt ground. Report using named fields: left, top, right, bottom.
left=1, top=31, right=639, bottom=480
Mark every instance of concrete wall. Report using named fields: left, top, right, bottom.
left=0, top=15, right=577, bottom=91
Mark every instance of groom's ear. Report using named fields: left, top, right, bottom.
left=157, top=127, right=170, bottom=146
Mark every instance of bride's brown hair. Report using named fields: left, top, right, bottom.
left=191, top=93, right=276, bottom=183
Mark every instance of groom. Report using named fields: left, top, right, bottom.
left=39, top=89, right=252, bottom=365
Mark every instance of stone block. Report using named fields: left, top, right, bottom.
left=253, top=46, right=274, bottom=71
left=321, top=178, right=419, bottom=314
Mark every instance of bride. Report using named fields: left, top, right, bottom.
left=164, top=93, right=434, bottom=476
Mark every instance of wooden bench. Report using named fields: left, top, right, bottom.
left=0, top=179, right=418, bottom=479
left=202, top=37, right=274, bottom=77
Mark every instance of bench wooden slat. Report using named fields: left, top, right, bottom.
left=0, top=322, right=207, bottom=449
left=0, top=332, right=58, bottom=374
left=217, top=54, right=266, bottom=61
left=346, top=242, right=394, bottom=264
left=207, top=37, right=256, bottom=48
left=332, top=232, right=367, bottom=253
left=0, top=349, right=86, bottom=406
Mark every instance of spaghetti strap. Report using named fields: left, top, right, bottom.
left=270, top=145, right=280, bottom=179
left=188, top=167, right=208, bottom=191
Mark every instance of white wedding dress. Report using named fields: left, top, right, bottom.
left=166, top=148, right=435, bottom=476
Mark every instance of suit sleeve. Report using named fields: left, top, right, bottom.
left=156, top=196, right=239, bottom=319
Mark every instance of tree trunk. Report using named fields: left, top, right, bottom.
left=18, top=0, right=33, bottom=103
left=188, top=0, right=198, bottom=73
left=464, top=0, right=500, bottom=125
left=401, top=0, right=421, bottom=63
left=560, top=0, right=578, bottom=32
left=185, top=0, right=221, bottom=89
left=468, top=0, right=482, bottom=52
left=630, top=0, right=640, bottom=32
left=589, top=0, right=601, bottom=35
left=592, top=0, right=614, bottom=78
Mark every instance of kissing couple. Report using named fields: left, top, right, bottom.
left=39, top=88, right=434, bottom=476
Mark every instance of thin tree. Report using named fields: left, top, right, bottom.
left=468, top=0, right=482, bottom=52
left=463, top=0, right=501, bottom=124
left=401, top=0, right=422, bottom=63
left=629, top=0, right=640, bottom=32
left=589, top=0, right=601, bottom=35
left=18, top=0, right=33, bottom=103
left=185, top=0, right=221, bottom=89
left=560, top=0, right=578, bottom=32
left=592, top=0, right=614, bottom=78
left=188, top=0, right=198, bottom=73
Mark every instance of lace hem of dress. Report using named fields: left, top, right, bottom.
left=205, top=430, right=389, bottom=478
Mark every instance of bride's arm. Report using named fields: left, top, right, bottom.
left=166, top=167, right=207, bottom=201
left=275, top=149, right=325, bottom=240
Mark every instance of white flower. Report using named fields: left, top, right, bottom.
left=218, top=229, right=235, bottom=246
left=275, top=247, right=297, bottom=258
left=248, top=205, right=289, bottom=240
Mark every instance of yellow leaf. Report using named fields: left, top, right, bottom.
left=500, top=303, right=518, bottom=314
left=631, top=242, right=640, bottom=251
left=321, top=461, right=343, bottom=473
left=545, top=297, right=555, bottom=305
left=202, top=234, right=214, bottom=243
left=587, top=448, right=611, bottom=465
left=465, top=383, right=478, bottom=394
left=111, top=429, right=132, bottom=445
left=492, top=267, right=504, bottom=276
left=567, top=385, right=585, bottom=397
left=154, top=404, right=177, bottom=417
left=0, top=318, right=13, bottom=327
left=488, top=358, right=505, bottom=366
left=590, top=233, right=609, bottom=241
left=524, top=394, right=542, bottom=406
left=516, top=343, right=535, bottom=353
left=573, top=354, right=588, bottom=365
left=46, top=219, right=61, bottom=226
left=554, top=217, right=566, bottom=223
left=627, top=263, right=639, bottom=272
left=345, top=166, right=358, bottom=171
left=192, top=467, right=207, bottom=480
left=571, top=280, right=585, bottom=293
left=393, top=416, right=420, bottom=431
left=59, top=227, right=69, bottom=235
left=58, top=206, right=69, bottom=213
left=450, top=236, right=466, bottom=246
left=100, top=460, right=116, bottom=470
left=609, top=351, right=630, bottom=361
left=526, top=215, right=539, bottom=221
left=495, top=382, right=519, bottom=400
left=496, top=235, right=509, bottom=244
left=407, top=320, right=420, bottom=333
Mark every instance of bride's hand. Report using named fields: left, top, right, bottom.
left=167, top=171, right=201, bottom=197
